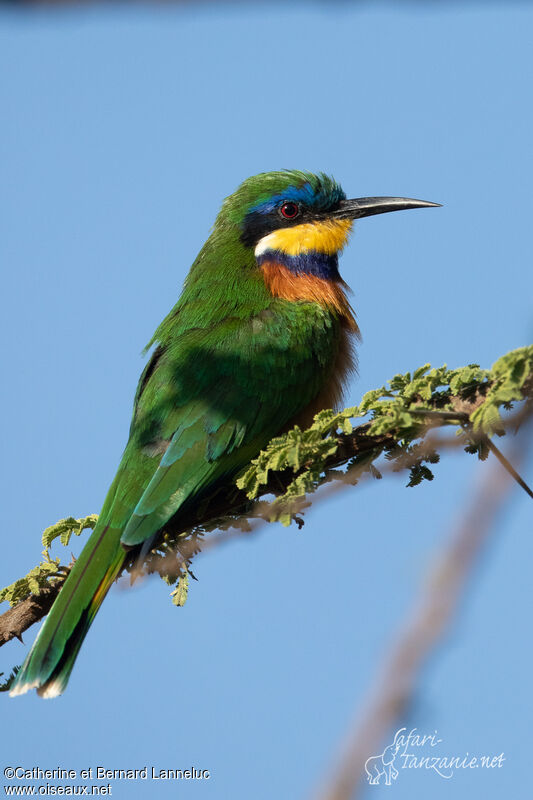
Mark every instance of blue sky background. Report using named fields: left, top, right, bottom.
left=1, top=2, right=532, bottom=798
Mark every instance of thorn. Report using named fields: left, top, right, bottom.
left=16, top=634, right=24, bottom=644
left=485, top=437, right=533, bottom=500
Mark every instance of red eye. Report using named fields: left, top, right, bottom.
left=280, top=202, right=300, bottom=220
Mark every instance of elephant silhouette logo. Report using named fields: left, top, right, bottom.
left=364, top=738, right=401, bottom=786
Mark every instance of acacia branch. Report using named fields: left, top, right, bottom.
left=0, top=409, right=524, bottom=649
left=0, top=421, right=403, bottom=648
left=0, top=581, right=66, bottom=647
left=1, top=349, right=531, bottom=653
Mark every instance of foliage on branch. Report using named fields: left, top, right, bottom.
left=0, top=515, right=97, bottom=608
left=0, top=667, right=20, bottom=693
left=237, top=345, right=532, bottom=523
left=1, top=346, right=531, bottom=632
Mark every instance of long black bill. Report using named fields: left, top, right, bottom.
left=334, top=196, right=441, bottom=220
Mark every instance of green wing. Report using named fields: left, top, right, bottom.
left=106, top=306, right=339, bottom=548
left=10, top=302, right=339, bottom=697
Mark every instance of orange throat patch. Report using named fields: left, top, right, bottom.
left=260, top=261, right=359, bottom=334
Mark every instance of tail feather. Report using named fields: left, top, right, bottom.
left=10, top=524, right=125, bottom=698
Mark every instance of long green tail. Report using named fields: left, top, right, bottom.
left=10, top=524, right=125, bottom=698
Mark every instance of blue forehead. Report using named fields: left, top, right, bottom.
left=249, top=181, right=346, bottom=215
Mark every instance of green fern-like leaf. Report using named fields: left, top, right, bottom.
left=1, top=514, right=98, bottom=608
left=170, top=570, right=190, bottom=607
left=42, top=514, right=98, bottom=557
left=234, top=346, right=532, bottom=527
left=0, top=666, right=21, bottom=692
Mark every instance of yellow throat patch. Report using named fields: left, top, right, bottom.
left=254, top=218, right=353, bottom=257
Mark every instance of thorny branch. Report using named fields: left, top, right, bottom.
left=2, top=343, right=532, bottom=671
left=0, top=416, right=401, bottom=649
left=1, top=393, right=531, bottom=651
left=0, top=583, right=62, bottom=647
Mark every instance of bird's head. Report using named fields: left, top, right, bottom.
left=216, top=170, right=439, bottom=279
left=205, top=171, right=439, bottom=329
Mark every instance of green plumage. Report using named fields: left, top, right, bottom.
left=11, top=171, right=349, bottom=697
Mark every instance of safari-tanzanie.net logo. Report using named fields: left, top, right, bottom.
left=364, top=727, right=505, bottom=786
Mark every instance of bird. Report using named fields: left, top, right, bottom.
left=10, top=170, right=438, bottom=697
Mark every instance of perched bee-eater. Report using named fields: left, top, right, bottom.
left=11, top=170, right=438, bottom=697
